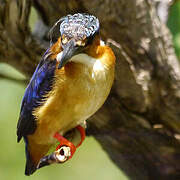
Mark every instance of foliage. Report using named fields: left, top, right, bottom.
left=167, top=1, right=180, bottom=59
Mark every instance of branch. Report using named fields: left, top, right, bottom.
left=155, top=0, right=175, bottom=23
left=0, top=0, right=44, bottom=77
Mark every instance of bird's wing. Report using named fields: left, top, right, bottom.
left=17, top=51, right=57, bottom=142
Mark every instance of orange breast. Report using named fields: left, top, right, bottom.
left=29, top=45, right=115, bottom=146
left=27, top=44, right=115, bottom=166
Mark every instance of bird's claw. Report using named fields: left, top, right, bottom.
left=37, top=125, right=85, bottom=169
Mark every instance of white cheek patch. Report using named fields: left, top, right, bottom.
left=56, top=51, right=63, bottom=62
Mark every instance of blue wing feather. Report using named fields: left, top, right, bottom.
left=17, top=51, right=57, bottom=142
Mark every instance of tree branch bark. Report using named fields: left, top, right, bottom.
left=1, top=0, right=180, bottom=179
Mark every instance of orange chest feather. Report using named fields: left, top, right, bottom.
left=31, top=46, right=115, bottom=144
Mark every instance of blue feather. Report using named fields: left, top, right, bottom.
left=17, top=50, right=57, bottom=142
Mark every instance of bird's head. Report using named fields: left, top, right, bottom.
left=49, top=13, right=100, bottom=69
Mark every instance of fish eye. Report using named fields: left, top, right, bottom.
left=56, top=146, right=71, bottom=163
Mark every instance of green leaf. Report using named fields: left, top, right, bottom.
left=167, top=1, right=180, bottom=59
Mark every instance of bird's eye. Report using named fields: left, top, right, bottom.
left=76, top=40, right=86, bottom=46
left=56, top=146, right=71, bottom=163
left=61, top=35, right=68, bottom=45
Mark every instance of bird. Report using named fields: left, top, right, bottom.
left=17, top=13, right=115, bottom=176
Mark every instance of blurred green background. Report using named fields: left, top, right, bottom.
left=167, top=0, right=180, bottom=59
left=0, top=1, right=180, bottom=180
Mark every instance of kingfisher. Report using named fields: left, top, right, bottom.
left=17, top=13, right=115, bottom=176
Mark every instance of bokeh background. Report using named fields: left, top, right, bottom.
left=0, top=1, right=180, bottom=180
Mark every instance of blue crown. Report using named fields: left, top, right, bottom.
left=60, top=13, right=99, bottom=40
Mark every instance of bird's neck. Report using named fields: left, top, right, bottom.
left=69, top=45, right=115, bottom=71
left=84, top=35, right=101, bottom=58
left=49, top=35, right=115, bottom=68
left=75, top=36, right=115, bottom=69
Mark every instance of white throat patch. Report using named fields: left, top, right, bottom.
left=56, top=52, right=106, bottom=80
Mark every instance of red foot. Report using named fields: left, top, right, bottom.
left=76, top=125, right=86, bottom=148
left=53, top=125, right=86, bottom=159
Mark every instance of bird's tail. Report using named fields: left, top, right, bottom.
left=23, top=137, right=50, bottom=175
left=25, top=156, right=37, bottom=175
left=24, top=137, right=37, bottom=176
